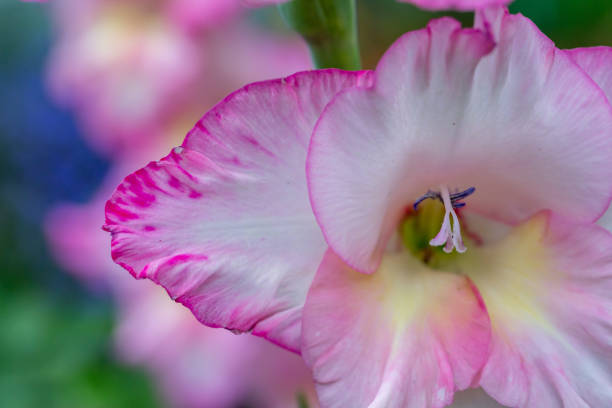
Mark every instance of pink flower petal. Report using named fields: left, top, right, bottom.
left=302, top=250, right=490, bottom=407
left=567, top=46, right=612, bottom=112
left=307, top=12, right=612, bottom=274
left=105, top=69, right=372, bottom=352
left=459, top=212, right=612, bottom=407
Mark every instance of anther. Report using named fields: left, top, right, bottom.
left=413, top=190, right=440, bottom=210
left=449, top=187, right=475, bottom=208
left=413, top=187, right=475, bottom=211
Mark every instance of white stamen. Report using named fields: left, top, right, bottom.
left=429, top=186, right=467, bottom=253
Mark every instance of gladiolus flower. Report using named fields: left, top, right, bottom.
left=105, top=6, right=612, bottom=408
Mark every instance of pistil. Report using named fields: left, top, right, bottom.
left=414, top=186, right=474, bottom=254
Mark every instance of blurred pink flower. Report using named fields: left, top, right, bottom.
left=46, top=0, right=309, bottom=157
left=165, top=0, right=242, bottom=33
left=47, top=0, right=202, bottom=156
left=115, top=281, right=316, bottom=408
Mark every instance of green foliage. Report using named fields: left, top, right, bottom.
left=0, top=290, right=163, bottom=408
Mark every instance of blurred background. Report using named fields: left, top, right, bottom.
left=1, top=0, right=611, bottom=407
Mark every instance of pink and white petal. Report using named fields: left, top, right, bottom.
left=308, top=18, right=495, bottom=273
left=567, top=46, right=612, bottom=109
left=105, top=69, right=373, bottom=353
left=400, top=0, right=510, bottom=12
left=458, top=212, right=612, bottom=407
left=302, top=250, right=490, bottom=408
left=308, top=14, right=612, bottom=274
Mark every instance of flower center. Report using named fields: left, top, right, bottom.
left=400, top=186, right=475, bottom=265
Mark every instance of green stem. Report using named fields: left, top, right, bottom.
left=279, top=0, right=361, bottom=70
